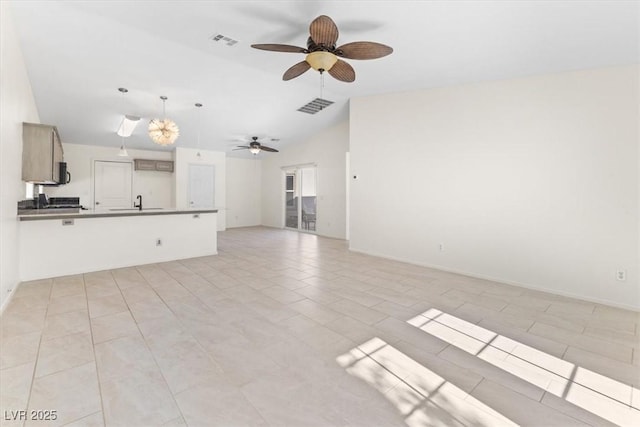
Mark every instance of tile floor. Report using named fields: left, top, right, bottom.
left=1, top=226, right=639, bottom=426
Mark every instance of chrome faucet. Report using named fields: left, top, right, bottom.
left=134, top=194, right=142, bottom=211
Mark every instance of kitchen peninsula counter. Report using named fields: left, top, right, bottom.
left=19, top=209, right=218, bottom=281
left=18, top=208, right=218, bottom=220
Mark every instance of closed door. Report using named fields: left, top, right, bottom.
left=188, top=164, right=215, bottom=208
left=94, top=160, right=132, bottom=211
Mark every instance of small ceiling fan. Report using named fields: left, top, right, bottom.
left=252, top=15, right=393, bottom=82
left=233, top=136, right=279, bottom=155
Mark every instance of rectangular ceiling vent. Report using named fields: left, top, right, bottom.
left=210, top=34, right=239, bottom=47
left=297, top=98, right=334, bottom=114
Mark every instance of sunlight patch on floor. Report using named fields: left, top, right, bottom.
left=408, top=308, right=640, bottom=426
left=337, top=337, right=518, bottom=427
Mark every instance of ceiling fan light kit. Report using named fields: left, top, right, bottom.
left=306, top=51, right=338, bottom=72
left=149, top=96, right=179, bottom=145
left=234, top=136, right=279, bottom=155
left=252, top=15, right=392, bottom=83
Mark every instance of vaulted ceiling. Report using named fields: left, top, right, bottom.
left=10, top=1, right=639, bottom=157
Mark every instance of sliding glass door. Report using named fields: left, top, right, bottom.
left=284, top=166, right=316, bottom=232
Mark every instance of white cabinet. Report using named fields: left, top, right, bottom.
left=22, top=122, right=64, bottom=184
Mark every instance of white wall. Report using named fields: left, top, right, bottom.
left=226, top=157, right=261, bottom=228
left=175, top=147, right=226, bottom=230
left=261, top=120, right=349, bottom=239
left=45, top=143, right=174, bottom=209
left=0, top=1, right=40, bottom=311
left=350, top=66, right=639, bottom=310
left=19, top=212, right=217, bottom=281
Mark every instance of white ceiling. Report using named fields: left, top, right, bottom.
left=10, top=1, right=639, bottom=158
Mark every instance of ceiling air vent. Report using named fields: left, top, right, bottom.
left=297, top=98, right=334, bottom=114
left=210, top=34, right=239, bottom=46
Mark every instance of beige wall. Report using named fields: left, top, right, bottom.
left=261, top=121, right=349, bottom=239
left=226, top=157, right=262, bottom=228
left=350, top=66, right=639, bottom=310
left=0, top=1, right=41, bottom=310
left=45, top=143, right=175, bottom=209
left=174, top=147, right=226, bottom=231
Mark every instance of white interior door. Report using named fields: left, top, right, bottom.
left=188, top=164, right=215, bottom=208
left=94, top=160, right=132, bottom=211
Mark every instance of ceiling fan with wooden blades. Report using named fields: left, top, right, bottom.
left=252, top=15, right=393, bottom=82
left=233, top=136, right=279, bottom=155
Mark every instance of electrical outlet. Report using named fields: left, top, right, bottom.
left=439, top=243, right=444, bottom=252
left=616, top=270, right=626, bottom=281
left=156, top=238, right=162, bottom=247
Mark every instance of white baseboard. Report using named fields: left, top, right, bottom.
left=348, top=246, right=639, bottom=312
left=0, top=281, right=19, bottom=315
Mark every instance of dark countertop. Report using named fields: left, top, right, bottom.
left=18, top=208, right=219, bottom=221
left=18, top=208, right=81, bottom=215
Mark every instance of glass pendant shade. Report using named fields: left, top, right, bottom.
left=118, top=145, right=129, bottom=157
left=305, top=51, right=338, bottom=71
left=117, top=115, right=140, bottom=137
left=149, top=96, right=179, bottom=145
left=148, top=118, right=180, bottom=145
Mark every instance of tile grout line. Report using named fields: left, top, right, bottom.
left=128, top=264, right=244, bottom=424
left=21, top=278, right=54, bottom=427
left=167, top=256, right=303, bottom=424
left=83, top=273, right=108, bottom=427
left=422, top=314, right=639, bottom=409
left=114, top=268, right=189, bottom=425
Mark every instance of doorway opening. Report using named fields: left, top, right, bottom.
left=284, top=166, right=317, bottom=232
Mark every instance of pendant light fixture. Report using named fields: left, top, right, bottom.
left=117, top=88, right=129, bottom=157
left=148, top=96, right=179, bottom=145
left=195, top=103, right=203, bottom=158
left=117, top=115, right=140, bottom=137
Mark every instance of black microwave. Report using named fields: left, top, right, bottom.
left=58, top=162, right=71, bottom=185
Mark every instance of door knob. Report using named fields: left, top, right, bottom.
left=95, top=201, right=100, bottom=205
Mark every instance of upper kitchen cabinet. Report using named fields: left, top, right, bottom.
left=134, top=159, right=174, bottom=172
left=22, top=122, right=64, bottom=184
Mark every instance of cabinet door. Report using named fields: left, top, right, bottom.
left=22, top=123, right=54, bottom=182
left=134, top=159, right=156, bottom=171
left=52, top=128, right=63, bottom=182
left=155, top=160, right=174, bottom=172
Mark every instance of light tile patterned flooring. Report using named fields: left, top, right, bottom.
left=1, top=226, right=639, bottom=426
